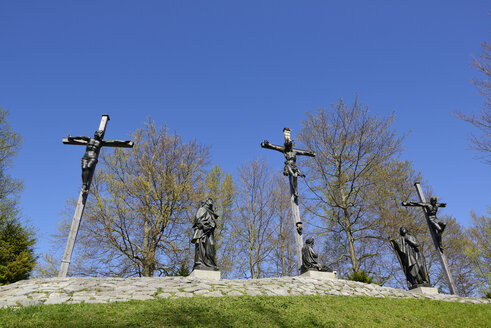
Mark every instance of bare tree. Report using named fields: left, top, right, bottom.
left=269, top=174, right=296, bottom=276
left=463, top=210, right=491, bottom=297
left=55, top=120, right=209, bottom=277
left=454, top=42, right=491, bottom=164
left=0, top=108, right=23, bottom=199
left=231, top=158, right=276, bottom=279
left=299, top=98, right=405, bottom=276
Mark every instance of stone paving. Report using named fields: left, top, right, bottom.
left=0, top=276, right=489, bottom=309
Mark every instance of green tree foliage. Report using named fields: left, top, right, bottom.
left=203, top=165, right=235, bottom=276
left=0, top=107, right=36, bottom=284
left=0, top=202, right=36, bottom=284
left=299, top=98, right=405, bottom=277
left=345, top=270, right=375, bottom=284
left=437, top=217, right=478, bottom=297
left=366, top=160, right=434, bottom=287
left=464, top=210, right=491, bottom=297
left=56, top=120, right=209, bottom=277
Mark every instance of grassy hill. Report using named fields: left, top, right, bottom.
left=0, top=295, right=489, bottom=328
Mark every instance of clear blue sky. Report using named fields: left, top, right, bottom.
left=1, top=1, right=489, bottom=257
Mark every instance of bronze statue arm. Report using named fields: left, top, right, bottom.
left=438, top=203, right=447, bottom=208
left=63, top=135, right=90, bottom=145
left=260, top=140, right=284, bottom=153
left=405, top=235, right=420, bottom=249
left=390, top=239, right=400, bottom=252
left=67, top=135, right=91, bottom=142
left=401, top=201, right=426, bottom=207
left=293, top=148, right=316, bottom=157
left=101, top=140, right=134, bottom=148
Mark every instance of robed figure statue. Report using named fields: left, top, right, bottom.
left=192, top=198, right=219, bottom=271
left=390, top=227, right=430, bottom=290
left=300, top=237, right=331, bottom=274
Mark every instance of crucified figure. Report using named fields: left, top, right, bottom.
left=67, top=130, right=104, bottom=193
left=402, top=197, right=447, bottom=250
left=65, top=115, right=133, bottom=194
left=261, top=127, right=315, bottom=198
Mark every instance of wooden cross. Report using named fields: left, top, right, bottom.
left=261, top=127, right=315, bottom=273
left=402, top=182, right=457, bottom=295
left=58, top=115, right=134, bottom=277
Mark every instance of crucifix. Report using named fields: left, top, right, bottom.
left=261, top=127, right=315, bottom=272
left=58, top=115, right=134, bottom=277
left=401, top=182, right=457, bottom=295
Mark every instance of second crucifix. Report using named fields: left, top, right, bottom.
left=261, top=127, right=315, bottom=273
left=59, top=115, right=134, bottom=277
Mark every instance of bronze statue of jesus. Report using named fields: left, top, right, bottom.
left=402, top=197, right=447, bottom=250
left=64, top=118, right=133, bottom=194
left=261, top=127, right=315, bottom=198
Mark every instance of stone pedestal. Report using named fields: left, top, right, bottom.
left=300, top=270, right=338, bottom=280
left=189, top=269, right=221, bottom=280
left=409, top=286, right=439, bottom=295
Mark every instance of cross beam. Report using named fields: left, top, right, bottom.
left=261, top=127, right=315, bottom=273
left=58, top=115, right=134, bottom=277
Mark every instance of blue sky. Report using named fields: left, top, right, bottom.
left=1, top=1, right=489, bottom=256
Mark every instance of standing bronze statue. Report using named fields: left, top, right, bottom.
left=402, top=197, right=447, bottom=250
left=300, top=237, right=332, bottom=274
left=192, top=198, right=219, bottom=271
left=390, top=227, right=430, bottom=289
left=261, top=128, right=315, bottom=198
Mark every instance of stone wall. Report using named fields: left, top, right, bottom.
left=0, top=276, right=488, bottom=308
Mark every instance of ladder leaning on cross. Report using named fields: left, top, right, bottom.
left=58, top=115, right=134, bottom=278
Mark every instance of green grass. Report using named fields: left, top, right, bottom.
left=0, top=295, right=489, bottom=328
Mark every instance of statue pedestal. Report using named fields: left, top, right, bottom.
left=409, top=286, right=439, bottom=295
left=300, top=270, right=338, bottom=280
left=189, top=269, right=221, bottom=280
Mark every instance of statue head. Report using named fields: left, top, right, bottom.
left=399, top=227, right=407, bottom=236
left=430, top=197, right=437, bottom=205
left=283, top=127, right=291, bottom=142
left=296, top=222, right=303, bottom=235
left=94, top=130, right=104, bottom=140
left=204, top=197, right=213, bottom=209
left=305, top=237, right=314, bottom=245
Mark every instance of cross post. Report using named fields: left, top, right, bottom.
left=58, top=115, right=134, bottom=277
left=403, top=182, right=458, bottom=295
left=261, top=127, right=315, bottom=273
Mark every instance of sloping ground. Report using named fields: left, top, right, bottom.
left=0, top=295, right=490, bottom=328
left=0, top=276, right=488, bottom=309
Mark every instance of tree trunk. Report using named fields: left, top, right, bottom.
left=280, top=220, right=286, bottom=276
left=142, top=217, right=154, bottom=277
left=344, top=208, right=359, bottom=272
left=249, top=246, right=255, bottom=279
